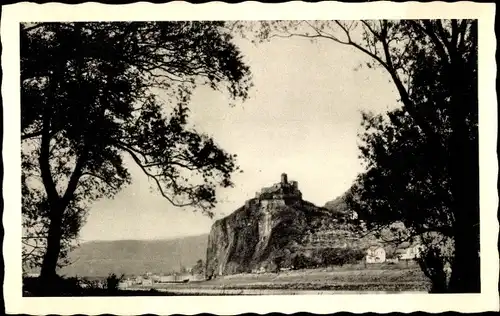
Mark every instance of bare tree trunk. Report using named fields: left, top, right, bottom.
left=418, top=255, right=448, bottom=293
left=38, top=102, right=64, bottom=282
left=446, top=45, right=480, bottom=293
left=448, top=136, right=480, bottom=292
left=38, top=142, right=88, bottom=282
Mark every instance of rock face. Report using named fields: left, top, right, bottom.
left=205, top=174, right=354, bottom=278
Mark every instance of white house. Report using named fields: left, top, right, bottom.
left=397, top=244, right=423, bottom=260
left=252, top=266, right=267, bottom=274
left=134, top=276, right=144, bottom=284
left=386, top=257, right=399, bottom=264
left=187, top=274, right=206, bottom=281
left=118, top=280, right=133, bottom=289
left=366, top=246, right=386, bottom=263
left=141, top=278, right=153, bottom=286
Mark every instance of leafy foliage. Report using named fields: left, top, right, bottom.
left=106, top=273, right=125, bottom=293
left=343, top=20, right=477, bottom=293
left=21, top=22, right=252, bottom=277
left=287, top=248, right=365, bottom=270
left=23, top=275, right=85, bottom=296
left=318, top=248, right=365, bottom=267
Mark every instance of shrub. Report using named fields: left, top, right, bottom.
left=291, top=253, right=317, bottom=270
left=106, top=273, right=124, bottom=293
left=319, top=248, right=365, bottom=267
left=23, top=275, right=84, bottom=296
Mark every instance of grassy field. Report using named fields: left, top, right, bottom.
left=144, top=263, right=431, bottom=294
left=24, top=263, right=431, bottom=296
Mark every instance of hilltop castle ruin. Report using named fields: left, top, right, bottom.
left=254, top=173, right=302, bottom=201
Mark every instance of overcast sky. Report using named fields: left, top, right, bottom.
left=79, top=30, right=400, bottom=242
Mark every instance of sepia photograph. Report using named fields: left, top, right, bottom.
left=2, top=1, right=498, bottom=315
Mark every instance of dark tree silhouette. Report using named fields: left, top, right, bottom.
left=21, top=22, right=252, bottom=281
left=251, top=19, right=478, bottom=292
left=346, top=108, right=459, bottom=292
left=106, top=273, right=125, bottom=293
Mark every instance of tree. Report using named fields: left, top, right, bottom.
left=319, top=248, right=365, bottom=267
left=270, top=248, right=293, bottom=273
left=21, top=22, right=252, bottom=281
left=192, top=259, right=205, bottom=275
left=250, top=20, right=478, bottom=292
left=106, top=273, right=125, bottom=294
left=346, top=108, right=459, bottom=291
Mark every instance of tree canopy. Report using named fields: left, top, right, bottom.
left=21, top=22, right=252, bottom=279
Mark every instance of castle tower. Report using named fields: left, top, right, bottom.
left=281, top=173, right=288, bottom=185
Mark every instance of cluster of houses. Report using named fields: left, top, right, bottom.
left=246, top=243, right=423, bottom=274
left=24, top=271, right=205, bottom=289
left=251, top=266, right=293, bottom=274
left=118, top=272, right=205, bottom=289
left=365, top=243, right=423, bottom=264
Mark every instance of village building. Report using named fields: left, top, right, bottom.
left=134, top=275, right=144, bottom=284
left=251, top=266, right=268, bottom=274
left=158, top=275, right=176, bottom=283
left=386, top=257, right=399, bottom=264
left=396, top=244, right=423, bottom=260
left=366, top=245, right=386, bottom=264
left=151, top=272, right=205, bottom=283
left=187, top=274, right=206, bottom=281
left=141, top=278, right=153, bottom=286
left=118, top=279, right=134, bottom=289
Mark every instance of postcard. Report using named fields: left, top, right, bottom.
left=2, top=1, right=498, bottom=314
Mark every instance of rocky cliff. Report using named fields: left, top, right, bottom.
left=205, top=174, right=364, bottom=278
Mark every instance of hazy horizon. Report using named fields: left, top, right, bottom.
left=78, top=27, right=400, bottom=242
left=81, top=233, right=210, bottom=243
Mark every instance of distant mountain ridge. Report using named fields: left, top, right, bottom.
left=56, top=234, right=209, bottom=277
left=323, top=192, right=351, bottom=214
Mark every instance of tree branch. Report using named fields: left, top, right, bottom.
left=116, top=143, right=196, bottom=208
left=270, top=32, right=348, bottom=45
left=450, top=20, right=459, bottom=50
left=21, top=130, right=43, bottom=140
left=411, top=21, right=450, bottom=64
left=60, top=145, right=89, bottom=207
left=456, top=20, right=468, bottom=52
left=39, top=105, right=60, bottom=204
left=80, top=172, right=118, bottom=190
left=360, top=20, right=381, bottom=40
